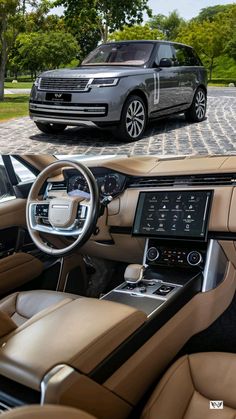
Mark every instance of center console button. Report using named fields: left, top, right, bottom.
left=138, top=286, right=147, bottom=293
left=187, top=251, right=202, bottom=266
left=146, top=282, right=156, bottom=286
left=154, top=285, right=175, bottom=296
left=146, top=247, right=160, bottom=262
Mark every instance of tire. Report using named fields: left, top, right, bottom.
left=185, top=88, right=207, bottom=122
left=115, top=95, right=147, bottom=142
left=35, top=122, right=67, bottom=134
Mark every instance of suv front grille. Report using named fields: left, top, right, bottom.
left=39, top=78, right=90, bottom=92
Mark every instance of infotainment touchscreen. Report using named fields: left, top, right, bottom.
left=132, top=190, right=213, bottom=240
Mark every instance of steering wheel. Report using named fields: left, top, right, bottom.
left=26, top=160, right=100, bottom=256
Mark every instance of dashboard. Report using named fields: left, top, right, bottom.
left=39, top=154, right=236, bottom=265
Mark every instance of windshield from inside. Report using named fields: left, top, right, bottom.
left=82, top=42, right=154, bottom=66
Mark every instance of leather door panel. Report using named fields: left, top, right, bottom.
left=0, top=253, right=43, bottom=295
left=0, top=199, right=26, bottom=230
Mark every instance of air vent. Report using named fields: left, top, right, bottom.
left=127, top=173, right=236, bottom=188
left=49, top=181, right=67, bottom=191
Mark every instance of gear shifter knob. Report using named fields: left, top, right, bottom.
left=124, top=264, right=144, bottom=284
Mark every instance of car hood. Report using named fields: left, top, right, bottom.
left=39, top=66, right=153, bottom=79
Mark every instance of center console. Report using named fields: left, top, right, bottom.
left=103, top=189, right=214, bottom=316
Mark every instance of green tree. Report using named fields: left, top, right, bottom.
left=64, top=17, right=100, bottom=61
left=149, top=10, right=185, bottom=40
left=226, top=33, right=236, bottom=61
left=0, top=0, right=23, bottom=100
left=219, top=4, right=236, bottom=60
left=195, top=4, right=232, bottom=22
left=55, top=0, right=152, bottom=42
left=109, top=24, right=163, bottom=41
left=176, top=20, right=227, bottom=80
left=12, top=31, right=79, bottom=78
left=0, top=0, right=53, bottom=101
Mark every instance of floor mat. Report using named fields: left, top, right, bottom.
left=179, top=292, right=236, bottom=355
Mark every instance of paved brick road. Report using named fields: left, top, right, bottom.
left=0, top=87, right=235, bottom=155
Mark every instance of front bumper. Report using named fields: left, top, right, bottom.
left=29, top=83, right=126, bottom=126
left=29, top=102, right=108, bottom=126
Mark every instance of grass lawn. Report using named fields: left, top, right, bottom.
left=0, top=95, right=29, bottom=121
left=4, top=82, right=33, bottom=89
left=208, top=83, right=231, bottom=87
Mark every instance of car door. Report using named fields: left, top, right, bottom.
left=151, top=43, right=180, bottom=116
left=171, top=44, right=198, bottom=105
left=0, top=156, right=45, bottom=295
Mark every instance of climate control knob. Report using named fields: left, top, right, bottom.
left=187, top=251, right=202, bottom=266
left=146, top=247, right=160, bottom=262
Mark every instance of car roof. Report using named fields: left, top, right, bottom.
left=104, top=40, right=193, bottom=49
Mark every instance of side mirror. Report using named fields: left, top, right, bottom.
left=159, top=58, right=173, bottom=68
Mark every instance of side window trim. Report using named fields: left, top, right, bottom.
left=0, top=157, right=16, bottom=203
left=2, top=155, right=18, bottom=186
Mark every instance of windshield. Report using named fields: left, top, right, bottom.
left=82, top=43, right=154, bottom=66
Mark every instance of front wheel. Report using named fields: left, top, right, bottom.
left=185, top=88, right=207, bottom=122
left=115, top=95, right=147, bottom=142
left=35, top=122, right=67, bottom=134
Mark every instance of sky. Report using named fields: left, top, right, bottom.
left=51, top=0, right=235, bottom=19
left=147, top=0, right=235, bottom=20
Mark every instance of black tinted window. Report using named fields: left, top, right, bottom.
left=157, top=44, right=175, bottom=64
left=172, top=45, right=201, bottom=66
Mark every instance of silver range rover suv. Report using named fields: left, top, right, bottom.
left=29, top=40, right=207, bottom=141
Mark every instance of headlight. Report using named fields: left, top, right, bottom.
left=89, top=78, right=119, bottom=88
left=34, top=77, right=41, bottom=87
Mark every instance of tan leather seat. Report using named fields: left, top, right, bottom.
left=2, top=353, right=236, bottom=419
left=0, top=290, right=79, bottom=327
left=1, top=405, right=95, bottom=419
left=142, top=352, right=236, bottom=419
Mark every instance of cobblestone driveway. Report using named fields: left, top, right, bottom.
left=0, top=88, right=235, bottom=155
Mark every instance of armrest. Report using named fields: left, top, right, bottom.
left=0, top=298, right=146, bottom=390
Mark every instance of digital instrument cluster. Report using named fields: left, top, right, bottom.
left=66, top=169, right=126, bottom=198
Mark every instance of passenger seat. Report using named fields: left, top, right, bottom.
left=2, top=352, right=236, bottom=418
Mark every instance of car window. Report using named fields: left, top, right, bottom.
left=82, top=43, right=154, bottom=66
left=156, top=44, right=175, bottom=64
left=10, top=157, right=36, bottom=183
left=172, top=45, right=201, bottom=66
left=0, top=156, right=15, bottom=202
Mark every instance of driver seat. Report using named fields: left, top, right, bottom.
left=0, top=290, right=79, bottom=329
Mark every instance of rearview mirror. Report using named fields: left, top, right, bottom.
left=159, top=58, right=173, bottom=68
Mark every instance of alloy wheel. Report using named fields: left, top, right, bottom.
left=126, top=100, right=145, bottom=138
left=195, top=90, right=206, bottom=120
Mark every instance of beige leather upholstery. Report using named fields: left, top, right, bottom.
left=0, top=311, right=17, bottom=338
left=0, top=253, right=43, bottom=294
left=142, top=353, right=236, bottom=419
left=2, top=353, right=236, bottom=419
left=0, top=290, right=79, bottom=327
left=0, top=298, right=146, bottom=390
left=1, top=405, right=95, bottom=419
